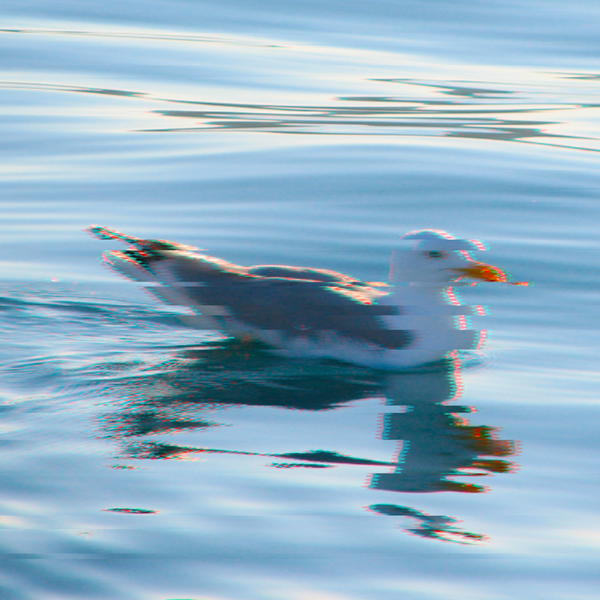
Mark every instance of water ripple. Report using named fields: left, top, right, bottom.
left=1, top=75, right=598, bottom=152
left=0, top=27, right=283, bottom=48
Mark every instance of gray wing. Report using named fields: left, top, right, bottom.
left=100, top=240, right=412, bottom=350
left=166, top=257, right=412, bottom=350
left=247, top=265, right=363, bottom=284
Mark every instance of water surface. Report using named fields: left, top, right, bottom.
left=1, top=2, right=599, bottom=599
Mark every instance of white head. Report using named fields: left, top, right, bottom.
left=389, top=229, right=509, bottom=284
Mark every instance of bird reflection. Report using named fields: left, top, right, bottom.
left=369, top=358, right=515, bottom=495
left=97, top=340, right=517, bottom=544
left=368, top=504, right=487, bottom=544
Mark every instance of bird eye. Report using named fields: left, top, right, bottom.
left=425, top=251, right=446, bottom=259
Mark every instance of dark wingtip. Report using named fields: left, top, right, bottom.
left=85, top=225, right=202, bottom=252
left=85, top=225, right=141, bottom=244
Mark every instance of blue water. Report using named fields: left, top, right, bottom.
left=1, top=2, right=599, bottom=599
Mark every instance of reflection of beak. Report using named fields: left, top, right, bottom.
left=452, top=262, right=510, bottom=283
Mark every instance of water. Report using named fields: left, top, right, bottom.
left=1, top=2, right=599, bottom=599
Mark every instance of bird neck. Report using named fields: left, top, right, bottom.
left=380, top=282, right=451, bottom=309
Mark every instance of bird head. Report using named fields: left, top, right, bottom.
left=389, top=229, right=525, bottom=285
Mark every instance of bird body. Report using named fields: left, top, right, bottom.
left=87, top=226, right=518, bottom=370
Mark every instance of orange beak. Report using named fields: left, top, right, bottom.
left=452, top=262, right=526, bottom=284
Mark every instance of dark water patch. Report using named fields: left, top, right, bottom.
left=92, top=345, right=382, bottom=413
left=120, top=441, right=393, bottom=467
left=0, top=80, right=146, bottom=99
left=267, top=462, right=333, bottom=469
left=557, top=72, right=600, bottom=81
left=151, top=98, right=586, bottom=150
left=2, top=74, right=598, bottom=152
left=373, top=79, right=517, bottom=99
left=370, top=504, right=487, bottom=544
left=278, top=449, right=392, bottom=466
left=101, top=410, right=221, bottom=438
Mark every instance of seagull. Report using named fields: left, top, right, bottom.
left=87, top=226, right=524, bottom=370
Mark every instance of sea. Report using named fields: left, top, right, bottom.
left=1, top=2, right=599, bottom=599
